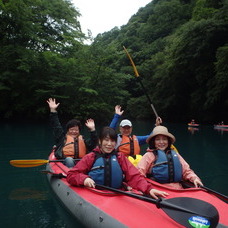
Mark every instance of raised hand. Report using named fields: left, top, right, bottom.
left=155, top=117, right=162, bottom=126
left=47, top=98, right=60, bottom=112
left=85, top=118, right=95, bottom=131
left=115, top=105, right=124, bottom=116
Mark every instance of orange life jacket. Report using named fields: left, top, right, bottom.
left=117, top=135, right=140, bottom=156
left=62, top=135, right=86, bottom=158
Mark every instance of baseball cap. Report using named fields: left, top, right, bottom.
left=119, top=119, right=132, bottom=127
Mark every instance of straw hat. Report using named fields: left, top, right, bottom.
left=146, top=126, right=175, bottom=144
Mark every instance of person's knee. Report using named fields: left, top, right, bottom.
left=64, top=157, right=75, bottom=168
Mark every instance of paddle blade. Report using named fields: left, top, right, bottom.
left=10, top=159, right=49, bottom=168
left=123, top=46, right=140, bottom=77
left=162, top=197, right=219, bottom=228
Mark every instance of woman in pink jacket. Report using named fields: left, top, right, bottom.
left=67, top=126, right=169, bottom=199
left=137, top=126, right=203, bottom=189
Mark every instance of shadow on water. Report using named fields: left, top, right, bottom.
left=1, top=121, right=228, bottom=227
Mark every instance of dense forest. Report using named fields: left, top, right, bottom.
left=0, top=0, right=227, bottom=124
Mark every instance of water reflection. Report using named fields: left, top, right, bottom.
left=214, top=127, right=228, bottom=135
left=188, top=127, right=199, bottom=135
left=9, top=188, right=48, bottom=200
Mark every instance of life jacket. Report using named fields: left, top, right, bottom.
left=62, top=135, right=86, bottom=158
left=88, top=152, right=123, bottom=189
left=116, top=135, right=140, bottom=156
left=149, top=149, right=182, bottom=183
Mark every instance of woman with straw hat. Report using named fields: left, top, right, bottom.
left=137, top=126, right=203, bottom=189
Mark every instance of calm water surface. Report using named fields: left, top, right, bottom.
left=1, top=121, right=228, bottom=227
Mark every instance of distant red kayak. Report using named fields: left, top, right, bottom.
left=46, top=152, right=228, bottom=228
left=188, top=123, right=200, bottom=127
left=214, top=125, right=228, bottom=129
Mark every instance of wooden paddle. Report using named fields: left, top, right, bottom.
left=10, top=159, right=80, bottom=168
left=96, top=184, right=219, bottom=228
left=123, top=46, right=159, bottom=118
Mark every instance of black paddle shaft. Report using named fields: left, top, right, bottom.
left=136, top=77, right=159, bottom=118
left=42, top=172, right=219, bottom=228
left=96, top=184, right=219, bottom=228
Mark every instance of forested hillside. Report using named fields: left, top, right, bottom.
left=0, top=0, right=227, bottom=124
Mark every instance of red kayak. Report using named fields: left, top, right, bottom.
left=188, top=123, right=200, bottom=127
left=46, top=152, right=228, bottom=228
left=214, top=125, right=228, bottom=129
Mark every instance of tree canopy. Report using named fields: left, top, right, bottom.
left=0, top=0, right=227, bottom=124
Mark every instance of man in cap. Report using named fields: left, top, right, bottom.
left=109, top=105, right=161, bottom=162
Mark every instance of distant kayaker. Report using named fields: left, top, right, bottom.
left=109, top=105, right=162, bottom=160
left=137, top=126, right=203, bottom=189
left=67, top=126, right=169, bottom=199
left=47, top=98, right=98, bottom=168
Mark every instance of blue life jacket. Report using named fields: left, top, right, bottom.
left=150, top=150, right=182, bottom=183
left=88, top=152, right=123, bottom=188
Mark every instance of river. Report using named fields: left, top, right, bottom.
left=1, top=121, right=228, bottom=227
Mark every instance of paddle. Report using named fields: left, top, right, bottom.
left=201, top=185, right=228, bottom=203
left=10, top=159, right=80, bottom=168
left=40, top=170, right=220, bottom=227
left=123, top=46, right=158, bottom=118
left=96, top=184, right=219, bottom=228
left=182, top=181, right=228, bottom=203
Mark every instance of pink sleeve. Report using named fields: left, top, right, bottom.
left=177, top=153, right=201, bottom=182
left=137, top=152, right=155, bottom=176
left=67, top=153, right=95, bottom=186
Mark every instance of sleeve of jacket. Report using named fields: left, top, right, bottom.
left=136, top=135, right=150, bottom=145
left=109, top=114, right=121, bottom=129
left=49, top=112, right=65, bottom=144
left=67, top=153, right=95, bottom=186
left=84, top=130, right=98, bottom=152
left=117, top=153, right=153, bottom=194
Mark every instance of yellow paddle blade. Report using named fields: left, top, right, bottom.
left=128, top=155, right=142, bottom=167
left=10, top=159, right=49, bottom=168
left=171, top=145, right=179, bottom=153
left=123, top=46, right=140, bottom=77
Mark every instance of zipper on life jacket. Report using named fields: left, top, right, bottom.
left=129, top=136, right=134, bottom=156
left=74, top=138, right=79, bottom=159
left=166, top=151, right=174, bottom=183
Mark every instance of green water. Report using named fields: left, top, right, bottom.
left=1, top=121, right=228, bottom=227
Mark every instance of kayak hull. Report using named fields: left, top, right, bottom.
left=47, top=171, right=127, bottom=227
left=188, top=123, right=200, bottom=127
left=214, top=125, right=228, bottom=129
left=46, top=153, right=228, bottom=228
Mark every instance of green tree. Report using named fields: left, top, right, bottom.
left=0, top=0, right=84, bottom=119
